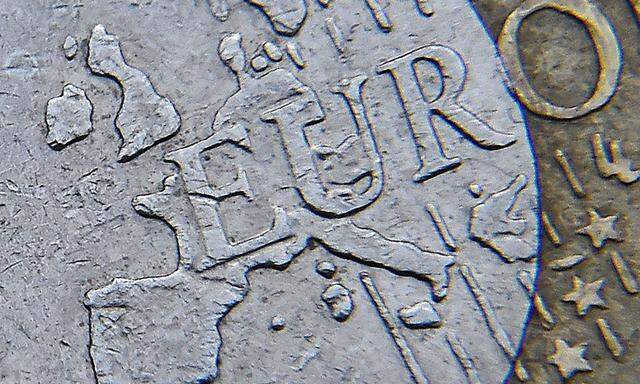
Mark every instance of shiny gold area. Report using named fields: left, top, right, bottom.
left=476, top=0, right=639, bottom=383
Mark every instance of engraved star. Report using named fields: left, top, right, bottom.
left=576, top=209, right=622, bottom=248
left=547, top=339, right=592, bottom=380
left=562, top=276, right=606, bottom=316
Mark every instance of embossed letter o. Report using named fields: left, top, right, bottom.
left=498, top=0, right=622, bottom=120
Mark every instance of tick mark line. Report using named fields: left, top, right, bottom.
left=554, top=149, right=586, bottom=198
left=364, top=0, right=393, bottom=32
left=426, top=203, right=457, bottom=251
left=597, top=318, right=624, bottom=358
left=446, top=331, right=482, bottom=384
left=359, top=271, right=430, bottom=384
left=541, top=211, right=563, bottom=246
left=416, top=0, right=434, bottom=16
left=610, top=250, right=639, bottom=294
left=460, top=265, right=516, bottom=360
left=518, top=270, right=556, bottom=327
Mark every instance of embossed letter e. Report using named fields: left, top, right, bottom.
left=377, top=45, right=516, bottom=182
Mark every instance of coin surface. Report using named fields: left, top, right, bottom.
left=474, top=1, right=639, bottom=383
left=0, top=1, right=635, bottom=384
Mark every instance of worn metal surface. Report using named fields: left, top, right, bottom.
left=0, top=1, right=636, bottom=383
left=474, top=1, right=639, bottom=383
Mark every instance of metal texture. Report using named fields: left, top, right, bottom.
left=475, top=1, right=639, bottom=383
left=0, top=1, right=636, bottom=384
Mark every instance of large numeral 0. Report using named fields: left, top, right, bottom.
left=498, top=0, right=622, bottom=120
